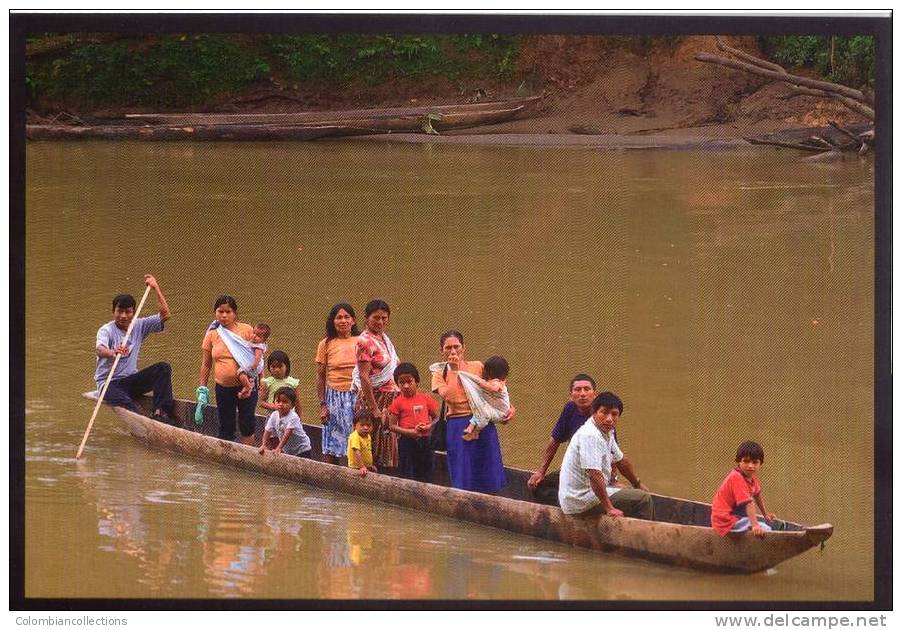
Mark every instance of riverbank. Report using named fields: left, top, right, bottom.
left=349, top=131, right=749, bottom=150
left=25, top=35, right=871, bottom=147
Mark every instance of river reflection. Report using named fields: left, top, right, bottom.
left=25, top=140, right=873, bottom=600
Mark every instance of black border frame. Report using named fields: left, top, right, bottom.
left=9, top=11, right=892, bottom=611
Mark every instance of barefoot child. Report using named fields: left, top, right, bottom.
left=461, top=355, right=511, bottom=441
left=711, top=441, right=777, bottom=537
left=258, top=350, right=301, bottom=415
left=347, top=411, right=377, bottom=477
left=258, top=387, right=312, bottom=458
left=387, top=363, right=439, bottom=481
left=237, top=323, right=271, bottom=399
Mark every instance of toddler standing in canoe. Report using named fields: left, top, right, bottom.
left=258, top=350, right=302, bottom=416
left=347, top=410, right=377, bottom=477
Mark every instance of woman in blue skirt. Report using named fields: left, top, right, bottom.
left=430, top=330, right=507, bottom=493
left=315, top=303, right=361, bottom=464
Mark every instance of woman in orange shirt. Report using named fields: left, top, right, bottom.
left=315, top=302, right=361, bottom=464
left=199, top=295, right=259, bottom=445
left=431, top=330, right=507, bottom=492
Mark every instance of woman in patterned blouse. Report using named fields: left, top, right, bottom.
left=352, top=299, right=401, bottom=469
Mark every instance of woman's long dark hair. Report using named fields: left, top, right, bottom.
left=325, top=303, right=361, bottom=340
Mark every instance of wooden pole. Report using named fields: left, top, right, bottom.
left=75, top=284, right=153, bottom=459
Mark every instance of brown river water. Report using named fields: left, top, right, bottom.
left=24, top=140, right=874, bottom=601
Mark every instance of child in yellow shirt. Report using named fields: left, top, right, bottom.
left=347, top=411, right=377, bottom=477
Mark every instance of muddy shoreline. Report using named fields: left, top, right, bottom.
left=344, top=131, right=750, bottom=150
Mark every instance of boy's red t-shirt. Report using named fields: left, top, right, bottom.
left=711, top=468, right=761, bottom=535
left=388, top=392, right=439, bottom=430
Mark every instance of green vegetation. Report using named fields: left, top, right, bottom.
left=27, top=33, right=875, bottom=112
left=26, top=33, right=519, bottom=109
left=263, top=34, right=518, bottom=85
left=27, top=35, right=270, bottom=107
left=758, top=35, right=875, bottom=89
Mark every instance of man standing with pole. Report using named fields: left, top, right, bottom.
left=93, top=274, right=174, bottom=424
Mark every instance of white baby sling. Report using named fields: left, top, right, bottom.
left=351, top=332, right=399, bottom=393
left=430, top=362, right=510, bottom=429
left=210, top=321, right=264, bottom=377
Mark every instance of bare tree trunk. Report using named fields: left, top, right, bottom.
left=715, top=38, right=786, bottom=73
left=831, top=36, right=836, bottom=76
left=694, top=52, right=874, bottom=116
left=781, top=85, right=875, bottom=120
left=696, top=42, right=874, bottom=157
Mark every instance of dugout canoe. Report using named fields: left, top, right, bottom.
left=120, top=96, right=542, bottom=134
left=26, top=123, right=345, bottom=142
left=82, top=393, right=833, bottom=573
left=28, top=99, right=536, bottom=141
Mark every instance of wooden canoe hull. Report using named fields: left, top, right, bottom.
left=86, top=394, right=832, bottom=573
left=29, top=98, right=540, bottom=141
left=121, top=97, right=541, bottom=128
left=26, top=124, right=344, bottom=142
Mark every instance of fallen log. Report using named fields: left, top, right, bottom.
left=715, top=38, right=786, bottom=73
left=782, top=85, right=876, bottom=121
left=26, top=124, right=346, bottom=141
left=695, top=52, right=874, bottom=120
left=743, top=137, right=837, bottom=152
left=120, top=97, right=540, bottom=128
left=828, top=120, right=863, bottom=145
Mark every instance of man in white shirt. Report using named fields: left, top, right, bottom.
left=558, top=391, right=654, bottom=519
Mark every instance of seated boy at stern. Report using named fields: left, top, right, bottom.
left=347, top=410, right=377, bottom=477
left=388, top=362, right=439, bottom=481
left=711, top=441, right=777, bottom=537
left=238, top=323, right=271, bottom=399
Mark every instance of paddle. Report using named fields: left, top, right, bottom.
left=75, top=283, right=152, bottom=459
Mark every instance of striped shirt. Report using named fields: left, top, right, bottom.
left=558, top=419, right=624, bottom=514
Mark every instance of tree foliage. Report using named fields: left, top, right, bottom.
left=25, top=33, right=520, bottom=109
left=26, top=35, right=270, bottom=107
left=758, top=35, right=875, bottom=89
left=264, top=34, right=518, bottom=85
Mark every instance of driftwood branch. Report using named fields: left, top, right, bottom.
left=695, top=52, right=874, bottom=120
left=784, top=86, right=877, bottom=120
left=808, top=136, right=835, bottom=149
left=828, top=120, right=862, bottom=145
left=715, top=38, right=786, bottom=73
left=699, top=41, right=874, bottom=156
left=743, top=137, right=840, bottom=152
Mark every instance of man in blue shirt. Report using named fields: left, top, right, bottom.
left=95, top=274, right=175, bottom=424
left=528, top=373, right=618, bottom=504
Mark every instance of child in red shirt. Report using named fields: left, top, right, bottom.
left=388, top=363, right=439, bottom=481
left=711, top=441, right=777, bottom=537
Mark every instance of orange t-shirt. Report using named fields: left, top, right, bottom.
left=314, top=336, right=358, bottom=392
left=202, top=322, right=255, bottom=387
left=431, top=360, right=483, bottom=417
